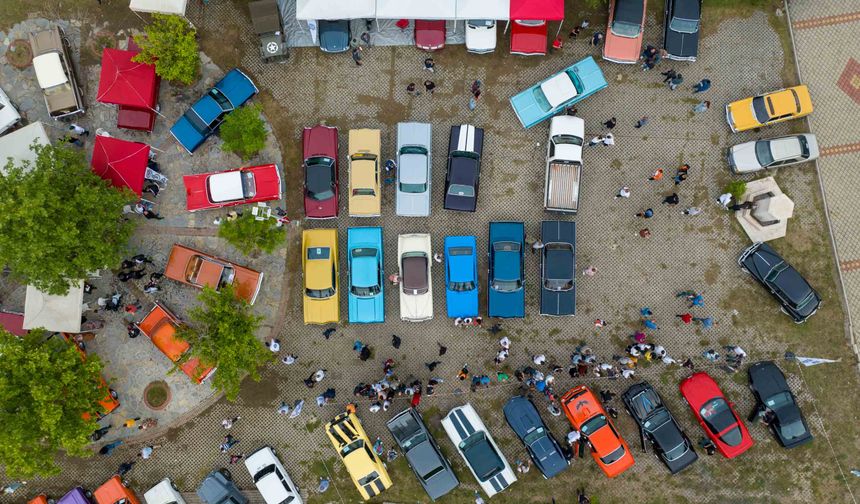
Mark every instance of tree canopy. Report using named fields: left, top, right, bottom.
left=218, top=213, right=285, bottom=256
left=219, top=104, right=268, bottom=160
left=133, top=13, right=200, bottom=85
left=177, top=286, right=271, bottom=401
left=0, top=330, right=105, bottom=478
left=0, top=143, right=136, bottom=295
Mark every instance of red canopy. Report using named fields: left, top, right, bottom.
left=96, top=48, right=158, bottom=110
left=510, top=0, right=564, bottom=20
left=0, top=311, right=26, bottom=337
left=91, top=136, right=150, bottom=196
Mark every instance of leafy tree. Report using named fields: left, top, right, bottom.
left=219, top=104, right=268, bottom=160
left=0, top=143, right=136, bottom=295
left=176, top=286, right=270, bottom=401
left=0, top=329, right=105, bottom=478
left=218, top=213, right=284, bottom=256
left=725, top=180, right=748, bottom=201
left=133, top=14, right=199, bottom=85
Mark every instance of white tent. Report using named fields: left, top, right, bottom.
left=375, top=0, right=457, bottom=20
left=129, top=0, right=188, bottom=15
left=455, top=0, right=510, bottom=20
left=23, top=281, right=84, bottom=333
left=0, top=122, right=50, bottom=174
left=295, top=0, right=376, bottom=20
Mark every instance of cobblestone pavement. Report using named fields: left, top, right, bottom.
left=2, top=2, right=858, bottom=504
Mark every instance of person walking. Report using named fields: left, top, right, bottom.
left=229, top=453, right=244, bottom=464
left=281, top=354, right=297, bottom=365
left=425, top=361, right=441, bottom=371
left=693, top=100, right=711, bottom=113
left=568, top=26, right=581, bottom=38
left=99, top=440, right=123, bottom=455
left=69, top=123, right=89, bottom=136
left=424, top=80, right=436, bottom=94
left=615, top=186, right=631, bottom=199
left=588, top=135, right=604, bottom=147
left=683, top=206, right=703, bottom=216
left=531, top=239, right=545, bottom=254
left=692, top=78, right=711, bottom=93
left=318, top=477, right=330, bottom=494
left=582, top=265, right=598, bottom=276
left=139, top=445, right=159, bottom=459
left=677, top=312, right=693, bottom=324
left=717, top=193, right=733, bottom=209
left=661, top=69, right=677, bottom=82
left=603, top=117, right=617, bottom=129
left=669, top=73, right=684, bottom=90
left=636, top=208, right=654, bottom=218
left=602, top=133, right=615, bottom=146
left=693, top=316, right=714, bottom=328
left=590, top=31, right=604, bottom=46
left=424, top=57, right=435, bottom=72
left=635, top=116, right=649, bottom=128
left=406, top=82, right=418, bottom=96
left=351, top=46, right=363, bottom=66
left=266, top=338, right=281, bottom=352
left=222, top=416, right=240, bottom=429
left=662, top=193, right=680, bottom=205
left=638, top=228, right=652, bottom=238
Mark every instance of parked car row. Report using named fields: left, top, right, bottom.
left=301, top=221, right=576, bottom=325
left=604, top=0, right=703, bottom=64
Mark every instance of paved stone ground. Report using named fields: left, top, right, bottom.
left=2, top=3, right=858, bottom=504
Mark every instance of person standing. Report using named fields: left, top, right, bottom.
left=669, top=73, right=684, bottom=90
left=424, top=80, right=436, bottom=94
left=406, top=82, right=418, bottom=96
left=615, top=186, right=631, bottom=199
left=635, top=116, right=649, bottom=128
left=683, top=206, right=703, bottom=216
left=582, top=265, right=598, bottom=276
left=551, top=36, right=563, bottom=51
left=352, top=46, right=363, bottom=66
left=602, top=133, right=615, bottom=146
left=603, top=117, right=617, bottom=129
left=676, top=313, right=693, bottom=324
left=588, top=135, right=605, bottom=147
left=662, top=193, right=680, bottom=206
left=693, top=100, right=711, bottom=113
left=424, top=57, right=435, bottom=72
left=69, top=123, right=89, bottom=136
left=649, top=169, right=664, bottom=181
left=636, top=208, right=654, bottom=218
left=692, top=78, right=711, bottom=93
left=590, top=31, right=604, bottom=47
left=531, top=239, right=544, bottom=254
left=661, top=69, right=677, bottom=82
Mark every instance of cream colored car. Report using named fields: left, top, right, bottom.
left=348, top=129, right=382, bottom=217
left=398, top=233, right=433, bottom=322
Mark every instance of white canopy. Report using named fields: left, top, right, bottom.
left=23, top=281, right=84, bottom=333
left=0, top=122, right=50, bottom=173
left=296, top=0, right=376, bottom=20
left=375, top=0, right=457, bottom=20
left=456, top=0, right=510, bottom=20
left=129, top=0, right=188, bottom=15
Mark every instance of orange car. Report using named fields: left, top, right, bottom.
left=603, top=0, right=647, bottom=64
left=61, top=333, right=120, bottom=420
left=165, top=244, right=263, bottom=304
left=137, top=303, right=216, bottom=384
left=94, top=476, right=141, bottom=504
left=27, top=496, right=49, bottom=504
left=561, top=385, right=635, bottom=478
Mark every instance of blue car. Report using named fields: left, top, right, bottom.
left=509, top=56, right=608, bottom=128
left=488, top=222, right=525, bottom=318
left=444, top=236, right=479, bottom=319
left=170, top=68, right=259, bottom=154
left=347, top=227, right=384, bottom=323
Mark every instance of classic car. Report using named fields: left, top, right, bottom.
left=727, top=134, right=819, bottom=173
left=94, top=476, right=141, bottom=504
left=539, top=221, right=576, bottom=316
left=164, top=244, right=264, bottom=305
left=510, top=20, right=547, bottom=56
left=680, top=372, right=754, bottom=459
left=29, top=26, right=85, bottom=119
left=748, top=361, right=813, bottom=448
left=663, top=0, right=701, bottom=61
left=303, top=125, right=339, bottom=219
left=396, top=122, right=433, bottom=216
left=444, top=124, right=484, bottom=212
left=603, top=0, right=647, bottom=64
left=347, top=227, right=384, bottom=324
left=326, top=411, right=393, bottom=500
left=726, top=85, right=813, bottom=133
left=183, top=164, right=282, bottom=212
left=348, top=129, right=382, bottom=217
left=249, top=0, right=289, bottom=62
left=444, top=235, right=479, bottom=319
left=302, top=229, right=340, bottom=325
left=738, top=242, right=821, bottom=323
left=319, top=20, right=351, bottom=53
left=544, top=116, right=584, bottom=213
left=0, top=86, right=21, bottom=135
left=488, top=222, right=526, bottom=318
left=137, top=303, right=215, bottom=384
left=503, top=396, right=569, bottom=479
left=415, top=20, right=446, bottom=51
left=144, top=478, right=187, bottom=504
left=244, top=446, right=304, bottom=504
left=196, top=469, right=248, bottom=504
left=465, top=19, right=496, bottom=53
left=386, top=408, right=459, bottom=500
left=398, top=233, right=433, bottom=322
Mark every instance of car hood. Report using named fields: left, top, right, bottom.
left=183, top=173, right=212, bottom=210
left=489, top=287, right=525, bottom=318
left=170, top=116, right=206, bottom=153
left=397, top=191, right=430, bottom=217
left=320, top=24, right=350, bottom=53
left=727, top=98, right=756, bottom=131
left=540, top=288, right=575, bottom=316
left=664, top=29, right=699, bottom=60
left=446, top=288, right=478, bottom=319
left=603, top=30, right=642, bottom=63
left=729, top=141, right=762, bottom=172
left=400, top=288, right=432, bottom=321
left=466, top=22, right=496, bottom=51
left=304, top=126, right=338, bottom=158
left=415, top=20, right=446, bottom=49
left=510, top=21, right=547, bottom=55
left=304, top=295, right=339, bottom=324
left=349, top=294, right=384, bottom=324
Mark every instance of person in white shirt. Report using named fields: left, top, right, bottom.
left=499, top=336, right=511, bottom=350
left=602, top=133, right=615, bottom=146
left=532, top=354, right=547, bottom=365
left=717, top=193, right=732, bottom=209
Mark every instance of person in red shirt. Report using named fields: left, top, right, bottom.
left=552, top=36, right=563, bottom=51
left=676, top=312, right=693, bottom=324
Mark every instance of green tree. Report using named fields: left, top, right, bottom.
left=218, top=213, right=284, bottom=256
left=0, top=329, right=105, bottom=478
left=176, top=286, right=270, bottom=400
left=219, top=104, right=268, bottom=160
left=0, top=144, right=136, bottom=295
left=725, top=180, right=748, bottom=201
left=133, top=13, right=199, bottom=85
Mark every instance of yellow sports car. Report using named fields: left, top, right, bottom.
left=725, top=85, right=813, bottom=133
left=325, top=411, right=393, bottom=500
left=348, top=129, right=382, bottom=217
left=302, top=229, right=339, bottom=324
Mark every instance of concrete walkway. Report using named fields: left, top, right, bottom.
left=786, top=0, right=860, bottom=359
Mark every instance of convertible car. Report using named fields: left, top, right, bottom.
left=444, top=235, right=479, bottom=319
left=347, top=227, right=384, bottom=324
left=488, top=222, right=525, bottom=318
left=183, top=164, right=282, bottom=211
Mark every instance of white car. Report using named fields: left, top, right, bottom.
left=441, top=403, right=516, bottom=498
left=144, top=478, right=187, bottom=504
left=545, top=116, right=584, bottom=213
left=727, top=134, right=819, bottom=174
left=395, top=122, right=432, bottom=217
left=466, top=20, right=496, bottom=53
left=0, top=87, right=21, bottom=136
left=398, top=233, right=433, bottom=322
left=244, top=446, right=304, bottom=504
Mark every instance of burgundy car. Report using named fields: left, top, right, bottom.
left=183, top=164, right=282, bottom=212
left=415, top=20, right=446, bottom=51
left=303, top=125, right=339, bottom=219
left=680, top=372, right=754, bottom=459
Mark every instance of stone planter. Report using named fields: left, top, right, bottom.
left=6, top=39, right=33, bottom=69
left=143, top=380, right=172, bottom=410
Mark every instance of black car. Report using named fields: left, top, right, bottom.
left=319, top=20, right=351, bottom=53
left=663, top=0, right=701, bottom=61
left=539, top=221, right=575, bottom=316
left=502, top=396, right=569, bottom=478
left=386, top=408, right=460, bottom=500
left=738, top=242, right=821, bottom=323
left=622, top=382, right=698, bottom=474
left=748, top=361, right=813, bottom=448
left=444, top=124, right=484, bottom=212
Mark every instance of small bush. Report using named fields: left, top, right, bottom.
left=220, top=104, right=267, bottom=160
left=218, top=213, right=284, bottom=256
left=724, top=180, right=747, bottom=201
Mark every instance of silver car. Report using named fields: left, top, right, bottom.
left=727, top=134, right=819, bottom=174
left=396, top=122, right=432, bottom=217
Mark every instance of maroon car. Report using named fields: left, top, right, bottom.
left=415, top=20, right=446, bottom=51
left=303, top=125, right=339, bottom=219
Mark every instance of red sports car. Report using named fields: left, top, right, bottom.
left=510, top=20, right=547, bottom=56
left=183, top=164, right=282, bottom=212
left=680, top=372, right=754, bottom=459
left=303, top=125, right=339, bottom=219
left=415, top=20, right=446, bottom=51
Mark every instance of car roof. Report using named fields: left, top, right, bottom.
left=541, top=73, right=577, bottom=109
left=402, top=255, right=428, bottom=289
left=545, top=247, right=573, bottom=280
left=400, top=153, right=428, bottom=183
left=256, top=471, right=291, bottom=503
left=615, top=0, right=645, bottom=24
left=351, top=255, right=378, bottom=288
left=673, top=0, right=700, bottom=18
left=209, top=170, right=244, bottom=202
left=32, top=52, right=68, bottom=89
left=494, top=247, right=521, bottom=280
left=769, top=137, right=803, bottom=160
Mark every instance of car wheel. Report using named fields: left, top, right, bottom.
left=220, top=468, right=232, bottom=480
left=109, top=388, right=119, bottom=399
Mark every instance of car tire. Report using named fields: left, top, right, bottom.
left=220, top=468, right=232, bottom=480
left=109, top=388, right=119, bottom=399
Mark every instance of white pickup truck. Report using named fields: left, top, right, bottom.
left=544, top=116, right=584, bottom=214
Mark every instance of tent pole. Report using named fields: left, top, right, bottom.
left=556, top=18, right=564, bottom=37
left=504, top=20, right=510, bottom=34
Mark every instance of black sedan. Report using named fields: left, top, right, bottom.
left=540, top=220, right=575, bottom=316
left=622, top=382, right=698, bottom=474
left=663, top=0, right=701, bottom=61
left=738, top=242, right=821, bottom=323
left=503, top=396, right=569, bottom=479
left=748, top=361, right=813, bottom=448
left=444, top=124, right=484, bottom=212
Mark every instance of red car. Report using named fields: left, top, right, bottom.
left=183, top=164, right=282, bottom=211
left=303, top=125, right=339, bottom=219
left=680, top=372, right=754, bottom=459
left=510, top=20, right=547, bottom=56
left=415, top=20, right=446, bottom=51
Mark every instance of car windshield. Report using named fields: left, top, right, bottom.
left=421, top=465, right=447, bottom=481
left=209, top=88, right=233, bottom=111
left=241, top=171, right=256, bottom=198
left=351, top=283, right=380, bottom=297
left=581, top=414, right=608, bottom=436
left=669, top=17, right=699, bottom=33
left=461, top=433, right=504, bottom=481
left=353, top=188, right=375, bottom=196
left=533, top=87, right=552, bottom=113
left=765, top=391, right=793, bottom=409
left=611, top=20, right=641, bottom=38
left=468, top=19, right=494, bottom=28
left=752, top=96, right=771, bottom=123
left=342, top=439, right=364, bottom=456
left=523, top=427, right=546, bottom=445
left=447, top=184, right=475, bottom=197
left=700, top=398, right=742, bottom=446
left=182, top=109, right=210, bottom=135
left=600, top=445, right=627, bottom=465
left=798, top=135, right=810, bottom=158
left=553, top=134, right=583, bottom=146
left=450, top=281, right=476, bottom=292
left=755, top=141, right=775, bottom=166
left=306, top=157, right=335, bottom=200
left=780, top=419, right=808, bottom=440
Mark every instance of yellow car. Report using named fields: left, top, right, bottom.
left=725, top=85, right=813, bottom=133
left=302, top=229, right=339, bottom=324
left=348, top=129, right=382, bottom=217
left=325, top=411, right=393, bottom=500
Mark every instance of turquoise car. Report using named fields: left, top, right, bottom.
left=509, top=56, right=608, bottom=128
left=444, top=235, right=479, bottom=319
left=347, top=227, right=384, bottom=323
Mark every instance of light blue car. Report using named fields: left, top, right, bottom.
left=509, top=56, right=608, bottom=128
left=444, top=235, right=479, bottom=319
left=347, top=227, right=384, bottom=324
